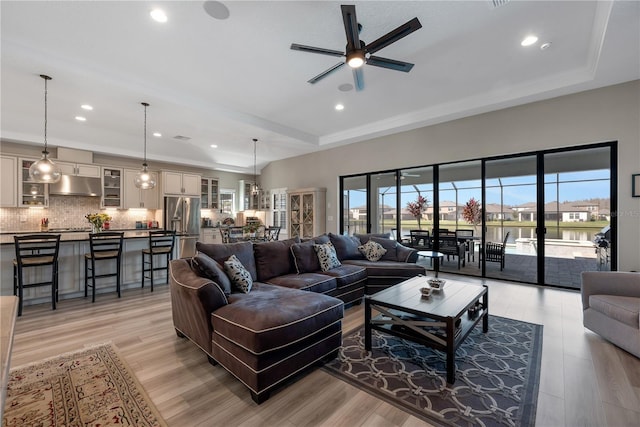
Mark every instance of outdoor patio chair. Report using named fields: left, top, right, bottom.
left=408, top=229, right=431, bottom=250
left=484, top=231, right=510, bottom=271
left=438, top=233, right=466, bottom=269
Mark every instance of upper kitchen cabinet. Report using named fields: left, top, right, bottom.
left=18, top=158, right=48, bottom=207
left=201, top=178, right=219, bottom=210
left=54, top=147, right=100, bottom=177
left=124, top=168, right=159, bottom=209
left=162, top=171, right=200, bottom=196
left=101, top=167, right=122, bottom=208
left=0, top=155, right=17, bottom=207
left=56, top=161, right=100, bottom=177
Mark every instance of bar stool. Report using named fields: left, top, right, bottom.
left=142, top=230, right=175, bottom=291
left=84, top=232, right=124, bottom=303
left=13, top=234, right=61, bottom=316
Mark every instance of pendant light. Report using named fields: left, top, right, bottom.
left=134, top=102, right=156, bottom=189
left=251, top=138, right=262, bottom=196
left=29, top=74, right=62, bottom=183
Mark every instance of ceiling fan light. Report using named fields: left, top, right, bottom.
left=347, top=51, right=365, bottom=68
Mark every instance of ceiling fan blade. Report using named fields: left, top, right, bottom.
left=308, top=62, right=346, bottom=84
left=290, top=43, right=344, bottom=57
left=352, top=67, right=364, bottom=92
left=365, top=17, right=422, bottom=55
left=367, top=55, right=414, bottom=72
left=341, top=4, right=361, bottom=51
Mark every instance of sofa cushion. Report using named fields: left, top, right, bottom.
left=370, top=236, right=398, bottom=261
left=314, top=242, right=341, bottom=271
left=354, top=233, right=391, bottom=245
left=343, top=259, right=426, bottom=279
left=253, top=237, right=300, bottom=281
left=267, top=273, right=337, bottom=294
left=291, top=240, right=321, bottom=273
left=196, top=241, right=257, bottom=280
left=192, top=252, right=232, bottom=295
left=358, top=240, right=387, bottom=262
left=589, top=294, right=640, bottom=328
left=224, top=255, right=253, bottom=293
left=213, top=282, right=344, bottom=355
left=329, top=233, right=364, bottom=260
left=319, top=264, right=368, bottom=289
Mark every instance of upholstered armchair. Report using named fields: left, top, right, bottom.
left=581, top=271, right=640, bottom=358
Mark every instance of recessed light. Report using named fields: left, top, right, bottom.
left=210, top=144, right=218, bottom=148
left=335, top=104, right=345, bottom=111
left=81, top=104, right=93, bottom=110
left=521, top=35, right=538, bottom=47
left=75, top=116, right=86, bottom=121
left=153, top=132, right=162, bottom=137
left=540, top=42, right=552, bottom=50
left=150, top=9, right=168, bottom=23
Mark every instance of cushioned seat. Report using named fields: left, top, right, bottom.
left=267, top=273, right=337, bottom=293
left=343, top=259, right=426, bottom=294
left=589, top=295, right=640, bottom=328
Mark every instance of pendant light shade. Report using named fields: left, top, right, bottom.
left=29, top=74, right=62, bottom=183
left=134, top=102, right=156, bottom=190
left=251, top=138, right=262, bottom=196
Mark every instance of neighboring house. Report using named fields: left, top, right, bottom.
left=484, top=203, right=513, bottom=221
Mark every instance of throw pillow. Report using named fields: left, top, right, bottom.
left=328, top=232, right=364, bottom=260
left=358, top=240, right=387, bottom=262
left=192, top=253, right=232, bottom=295
left=313, top=242, right=341, bottom=272
left=370, top=236, right=399, bottom=261
left=223, top=254, right=253, bottom=293
left=291, top=240, right=321, bottom=273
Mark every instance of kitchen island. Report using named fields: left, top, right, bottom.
left=0, top=230, right=182, bottom=307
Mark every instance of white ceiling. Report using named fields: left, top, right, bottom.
left=1, top=1, right=638, bottom=174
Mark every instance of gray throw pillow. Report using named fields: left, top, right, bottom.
left=370, top=236, right=398, bottom=261
left=223, top=254, right=253, bottom=293
left=192, top=253, right=232, bottom=295
left=291, top=240, right=321, bottom=273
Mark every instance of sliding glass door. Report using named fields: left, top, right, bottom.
left=543, top=147, right=612, bottom=288
left=342, top=175, right=367, bottom=235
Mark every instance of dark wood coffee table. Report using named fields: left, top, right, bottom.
left=364, top=275, right=488, bottom=384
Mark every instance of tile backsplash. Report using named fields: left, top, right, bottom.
left=0, top=196, right=158, bottom=232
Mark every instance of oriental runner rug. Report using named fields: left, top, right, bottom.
left=3, top=343, right=166, bottom=427
left=324, top=315, right=542, bottom=427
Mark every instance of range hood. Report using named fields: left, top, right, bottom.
left=49, top=175, right=102, bottom=197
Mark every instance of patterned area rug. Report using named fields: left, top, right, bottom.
left=324, top=315, right=542, bottom=427
left=3, top=343, right=167, bottom=427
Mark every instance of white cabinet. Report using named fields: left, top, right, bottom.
left=124, top=169, right=159, bottom=209
left=18, top=158, right=48, bottom=207
left=200, top=178, right=219, bottom=210
left=57, top=161, right=100, bottom=177
left=1, top=155, right=17, bottom=207
left=287, top=187, right=326, bottom=239
left=162, top=171, right=200, bottom=196
left=200, top=228, right=218, bottom=244
left=101, top=167, right=122, bottom=208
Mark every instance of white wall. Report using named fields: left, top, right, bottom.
left=261, top=80, right=640, bottom=271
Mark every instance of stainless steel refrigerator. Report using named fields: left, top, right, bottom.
left=164, top=196, right=201, bottom=258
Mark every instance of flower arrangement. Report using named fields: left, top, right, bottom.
left=243, top=221, right=263, bottom=234
left=85, top=212, right=111, bottom=232
left=406, top=195, right=429, bottom=229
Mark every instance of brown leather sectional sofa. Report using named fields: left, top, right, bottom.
left=169, top=232, right=425, bottom=403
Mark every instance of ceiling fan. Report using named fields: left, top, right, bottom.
left=290, top=4, right=422, bottom=91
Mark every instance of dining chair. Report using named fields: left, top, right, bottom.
left=13, top=234, right=61, bottom=316
left=84, top=232, right=124, bottom=303
left=408, top=229, right=431, bottom=250
left=264, top=226, right=281, bottom=241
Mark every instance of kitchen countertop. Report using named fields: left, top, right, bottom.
left=0, top=229, right=175, bottom=245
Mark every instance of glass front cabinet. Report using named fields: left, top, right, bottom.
left=287, top=187, right=326, bottom=239
left=18, top=158, right=48, bottom=207
left=201, top=178, right=219, bottom=210
left=101, top=167, right=122, bottom=208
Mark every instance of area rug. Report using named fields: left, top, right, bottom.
left=323, top=315, right=542, bottom=427
left=3, top=343, right=167, bottom=427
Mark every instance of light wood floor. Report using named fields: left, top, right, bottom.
left=7, top=275, right=640, bottom=427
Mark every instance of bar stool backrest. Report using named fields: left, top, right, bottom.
left=14, top=234, right=61, bottom=268
left=265, top=226, right=281, bottom=241
left=89, top=232, right=124, bottom=259
left=148, top=230, right=176, bottom=254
